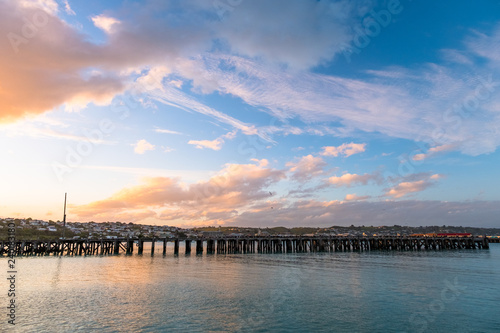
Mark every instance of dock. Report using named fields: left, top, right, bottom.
left=0, top=235, right=490, bottom=256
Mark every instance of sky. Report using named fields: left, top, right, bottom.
left=1, top=0, right=500, bottom=228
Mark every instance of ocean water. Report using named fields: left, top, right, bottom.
left=2, top=244, right=500, bottom=332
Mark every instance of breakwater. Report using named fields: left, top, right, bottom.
left=0, top=236, right=489, bottom=256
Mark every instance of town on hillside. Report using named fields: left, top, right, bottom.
left=1, top=218, right=500, bottom=240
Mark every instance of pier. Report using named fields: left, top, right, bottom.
left=0, top=235, right=489, bottom=256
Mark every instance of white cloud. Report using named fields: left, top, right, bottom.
left=19, top=0, right=59, bottom=15
left=188, top=138, right=224, bottom=151
left=321, top=142, right=366, bottom=157
left=188, top=44, right=500, bottom=156
left=155, top=128, right=183, bottom=135
left=62, top=0, right=75, bottom=15
left=91, top=15, right=120, bottom=34
left=133, top=139, right=155, bottom=154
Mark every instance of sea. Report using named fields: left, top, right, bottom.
left=2, top=243, right=500, bottom=332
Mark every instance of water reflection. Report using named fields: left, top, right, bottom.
left=3, top=245, right=499, bottom=332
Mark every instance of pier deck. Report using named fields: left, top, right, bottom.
left=0, top=236, right=489, bottom=256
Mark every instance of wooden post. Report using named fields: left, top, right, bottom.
left=196, top=240, right=203, bottom=254
left=138, top=240, right=144, bottom=255
left=174, top=239, right=179, bottom=254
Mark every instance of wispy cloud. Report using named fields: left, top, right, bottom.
left=188, top=130, right=237, bottom=151
left=0, top=118, right=114, bottom=144
left=412, top=144, right=456, bottom=161
left=154, top=128, right=183, bottom=135
left=62, top=0, right=75, bottom=15
left=3, top=0, right=499, bottom=159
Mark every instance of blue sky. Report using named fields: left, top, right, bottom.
left=0, top=0, right=499, bottom=227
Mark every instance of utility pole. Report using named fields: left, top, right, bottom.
left=62, top=193, right=67, bottom=239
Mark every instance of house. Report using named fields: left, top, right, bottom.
left=47, top=226, right=58, bottom=232
left=201, top=231, right=224, bottom=238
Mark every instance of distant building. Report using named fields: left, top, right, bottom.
left=201, top=231, right=224, bottom=238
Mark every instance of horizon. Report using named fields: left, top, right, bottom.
left=1, top=0, right=500, bottom=228
left=3, top=216, right=500, bottom=232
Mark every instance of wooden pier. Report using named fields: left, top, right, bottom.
left=0, top=236, right=490, bottom=257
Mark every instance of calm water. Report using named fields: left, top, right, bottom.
left=2, top=244, right=500, bottom=332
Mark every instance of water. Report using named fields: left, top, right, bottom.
left=2, top=244, right=500, bottom=332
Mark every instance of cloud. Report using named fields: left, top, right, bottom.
left=91, top=15, right=121, bottom=34
left=19, top=0, right=59, bottom=15
left=71, top=160, right=286, bottom=225
left=62, top=0, right=75, bottom=15
left=0, top=1, right=124, bottom=123
left=0, top=0, right=363, bottom=134
left=188, top=130, right=237, bottom=150
left=68, top=159, right=497, bottom=228
left=286, top=154, right=326, bottom=182
left=188, top=138, right=224, bottom=151
left=321, top=142, right=366, bottom=157
left=344, top=193, right=370, bottom=201
left=0, top=116, right=115, bottom=144
left=189, top=26, right=500, bottom=155
left=250, top=158, right=269, bottom=167
left=385, top=174, right=442, bottom=199
left=133, top=139, right=155, bottom=154
left=139, top=77, right=265, bottom=140
left=155, top=128, right=183, bottom=135
left=2, top=0, right=500, bottom=158
left=328, top=173, right=379, bottom=187
left=412, top=144, right=455, bottom=161
left=234, top=199, right=500, bottom=228
left=215, top=0, right=357, bottom=70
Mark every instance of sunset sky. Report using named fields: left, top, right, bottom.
left=1, top=0, right=500, bottom=228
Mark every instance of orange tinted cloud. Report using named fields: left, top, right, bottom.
left=286, top=154, right=326, bottom=182
left=328, top=173, right=378, bottom=187
left=0, top=1, right=125, bottom=122
left=321, top=143, right=366, bottom=157
left=385, top=174, right=442, bottom=198
left=71, top=161, right=285, bottom=225
left=412, top=144, right=455, bottom=161
left=344, top=193, right=370, bottom=201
